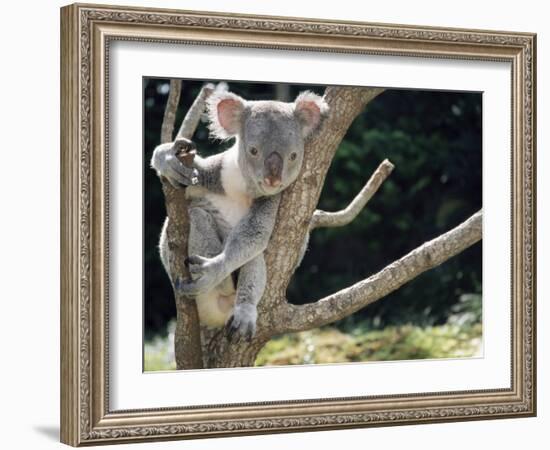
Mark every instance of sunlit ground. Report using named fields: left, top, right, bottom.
left=144, top=318, right=482, bottom=371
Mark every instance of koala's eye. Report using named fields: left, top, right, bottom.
left=249, top=147, right=259, bottom=156
left=289, top=152, right=298, bottom=161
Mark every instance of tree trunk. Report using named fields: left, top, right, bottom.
left=201, top=87, right=385, bottom=368
left=160, top=80, right=206, bottom=370
left=200, top=327, right=270, bottom=368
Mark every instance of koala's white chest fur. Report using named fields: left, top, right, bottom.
left=205, top=147, right=252, bottom=228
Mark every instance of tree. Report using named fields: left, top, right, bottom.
left=158, top=81, right=482, bottom=369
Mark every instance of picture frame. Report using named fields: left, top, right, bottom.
left=60, top=2, right=536, bottom=446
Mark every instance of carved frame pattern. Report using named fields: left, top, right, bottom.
left=60, top=3, right=536, bottom=446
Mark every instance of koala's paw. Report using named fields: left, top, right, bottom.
left=176, top=254, right=225, bottom=297
left=164, top=157, right=199, bottom=189
left=153, top=139, right=199, bottom=188
left=225, top=304, right=257, bottom=342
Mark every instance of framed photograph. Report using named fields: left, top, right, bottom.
left=60, top=3, right=536, bottom=446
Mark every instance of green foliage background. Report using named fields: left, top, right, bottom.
left=143, top=79, right=482, bottom=351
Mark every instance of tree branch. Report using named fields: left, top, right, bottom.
left=176, top=82, right=220, bottom=139
left=278, top=210, right=482, bottom=333
left=310, top=159, right=394, bottom=230
left=160, top=81, right=216, bottom=369
left=160, top=80, right=182, bottom=143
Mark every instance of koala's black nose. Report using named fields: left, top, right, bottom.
left=264, top=152, right=283, bottom=187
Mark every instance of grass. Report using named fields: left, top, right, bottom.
left=144, top=321, right=177, bottom=371
left=255, top=323, right=481, bottom=367
left=144, top=320, right=482, bottom=371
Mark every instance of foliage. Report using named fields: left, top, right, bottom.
left=144, top=299, right=482, bottom=371
left=144, top=321, right=177, bottom=372
left=256, top=323, right=482, bottom=367
left=257, top=293, right=482, bottom=366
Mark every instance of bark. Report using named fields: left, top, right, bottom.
left=158, top=83, right=483, bottom=369
left=275, top=84, right=291, bottom=102
left=160, top=80, right=181, bottom=144
left=163, top=183, right=203, bottom=370
left=160, top=80, right=209, bottom=370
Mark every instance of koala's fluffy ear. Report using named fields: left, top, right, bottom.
left=293, top=91, right=329, bottom=139
left=207, top=92, right=246, bottom=139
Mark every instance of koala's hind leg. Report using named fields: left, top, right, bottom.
left=225, top=254, right=266, bottom=341
left=188, top=204, right=236, bottom=327
left=158, top=214, right=231, bottom=291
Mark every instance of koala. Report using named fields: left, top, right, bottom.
left=151, top=90, right=329, bottom=341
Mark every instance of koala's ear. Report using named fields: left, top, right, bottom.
left=207, top=92, right=246, bottom=139
left=293, top=91, right=329, bottom=139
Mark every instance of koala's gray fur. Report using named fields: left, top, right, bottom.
left=151, top=89, right=328, bottom=341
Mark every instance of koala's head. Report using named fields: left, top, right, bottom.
left=207, top=90, right=329, bottom=197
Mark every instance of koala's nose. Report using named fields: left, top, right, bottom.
left=264, top=152, right=283, bottom=187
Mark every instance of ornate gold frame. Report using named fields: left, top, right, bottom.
left=60, top=3, right=536, bottom=446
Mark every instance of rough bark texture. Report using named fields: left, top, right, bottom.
left=160, top=80, right=204, bottom=369
left=160, top=80, right=182, bottom=144
left=163, top=184, right=203, bottom=370
left=158, top=84, right=483, bottom=370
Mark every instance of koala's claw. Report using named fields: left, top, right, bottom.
left=177, top=254, right=226, bottom=296
left=186, top=254, right=211, bottom=280
left=173, top=277, right=199, bottom=298
left=175, top=278, right=206, bottom=297
left=165, top=160, right=199, bottom=188
left=224, top=309, right=257, bottom=343
left=155, top=143, right=199, bottom=188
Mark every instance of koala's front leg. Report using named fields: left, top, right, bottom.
left=225, top=254, right=266, bottom=342
left=178, top=195, right=280, bottom=297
